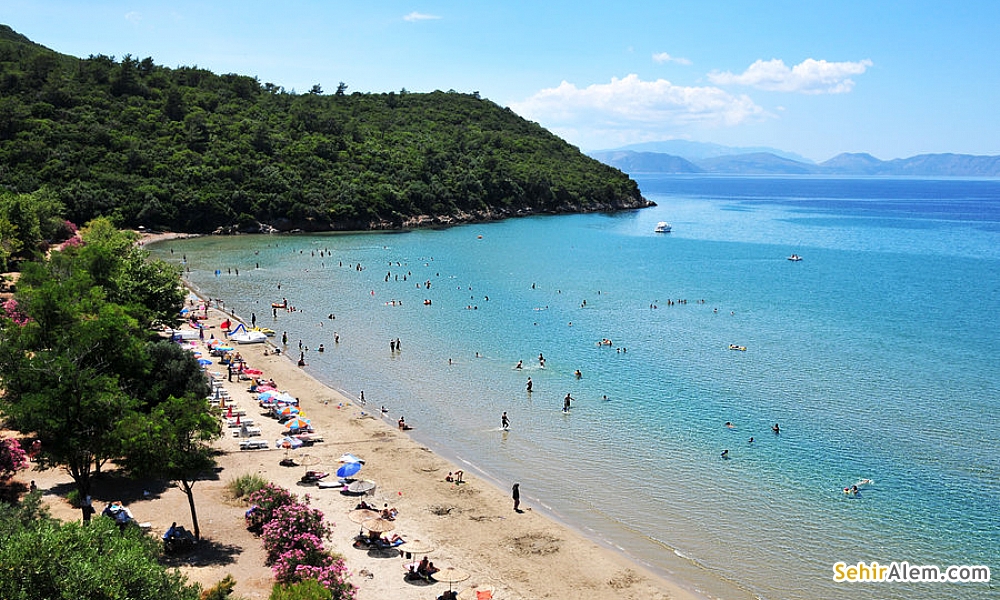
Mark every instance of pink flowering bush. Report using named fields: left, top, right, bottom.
left=251, top=483, right=355, bottom=599
left=57, top=235, right=84, bottom=251
left=2, top=298, right=32, bottom=326
left=246, top=483, right=298, bottom=532
left=0, top=438, right=29, bottom=480
left=261, top=502, right=330, bottom=565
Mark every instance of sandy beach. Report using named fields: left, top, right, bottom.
left=19, top=231, right=713, bottom=600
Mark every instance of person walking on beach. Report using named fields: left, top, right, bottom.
left=512, top=483, right=521, bottom=512
left=501, top=411, right=510, bottom=430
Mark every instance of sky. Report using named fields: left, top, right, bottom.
left=5, top=1, right=1000, bottom=161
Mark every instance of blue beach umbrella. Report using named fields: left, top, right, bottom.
left=336, top=461, right=362, bottom=479
left=197, top=358, right=213, bottom=366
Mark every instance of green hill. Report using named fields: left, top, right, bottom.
left=0, top=25, right=650, bottom=233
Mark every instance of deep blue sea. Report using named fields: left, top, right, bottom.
left=150, top=176, right=999, bottom=600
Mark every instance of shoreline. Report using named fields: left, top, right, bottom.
left=174, top=279, right=724, bottom=600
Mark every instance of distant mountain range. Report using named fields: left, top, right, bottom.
left=590, top=142, right=1000, bottom=177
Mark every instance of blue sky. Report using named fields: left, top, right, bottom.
left=5, top=1, right=999, bottom=161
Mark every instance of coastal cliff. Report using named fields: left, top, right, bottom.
left=0, top=25, right=651, bottom=234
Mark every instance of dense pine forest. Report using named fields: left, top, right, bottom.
left=0, top=25, right=650, bottom=235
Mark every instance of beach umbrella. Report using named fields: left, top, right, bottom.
left=274, top=392, right=298, bottom=405
left=336, top=461, right=362, bottom=478
left=361, top=517, right=395, bottom=533
left=434, top=566, right=470, bottom=591
left=197, top=358, right=213, bottom=366
left=258, top=390, right=279, bottom=401
left=400, top=539, right=435, bottom=560
left=338, top=453, right=365, bottom=464
left=348, top=508, right=381, bottom=524
left=283, top=416, right=311, bottom=431
left=276, top=405, right=299, bottom=419
left=347, top=479, right=376, bottom=494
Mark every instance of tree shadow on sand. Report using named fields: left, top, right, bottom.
left=47, top=469, right=172, bottom=505
left=160, top=537, right=243, bottom=568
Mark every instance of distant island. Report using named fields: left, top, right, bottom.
left=0, top=25, right=650, bottom=234
left=591, top=141, right=1000, bottom=177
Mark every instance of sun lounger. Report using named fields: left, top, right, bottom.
left=239, top=439, right=268, bottom=450
left=375, top=537, right=405, bottom=550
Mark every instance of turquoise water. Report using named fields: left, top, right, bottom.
left=151, top=176, right=999, bottom=600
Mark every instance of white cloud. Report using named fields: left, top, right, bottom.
left=709, top=58, right=873, bottom=94
left=403, top=12, right=441, bottom=22
left=509, top=74, right=766, bottom=149
left=124, top=11, right=142, bottom=24
left=652, top=52, right=691, bottom=66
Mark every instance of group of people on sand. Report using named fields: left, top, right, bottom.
left=406, top=555, right=440, bottom=582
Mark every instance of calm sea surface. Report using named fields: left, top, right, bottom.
left=150, top=176, right=999, bottom=600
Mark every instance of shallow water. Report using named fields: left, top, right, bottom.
left=152, top=175, right=1000, bottom=600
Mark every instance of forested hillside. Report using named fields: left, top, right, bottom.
left=0, top=25, right=649, bottom=233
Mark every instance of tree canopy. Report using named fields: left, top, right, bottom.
left=0, top=219, right=211, bottom=505
left=0, top=24, right=649, bottom=234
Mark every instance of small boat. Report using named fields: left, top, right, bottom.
left=728, top=344, right=747, bottom=351
left=655, top=222, right=672, bottom=233
left=229, top=323, right=268, bottom=344
left=252, top=327, right=276, bottom=337
left=787, top=254, right=802, bottom=261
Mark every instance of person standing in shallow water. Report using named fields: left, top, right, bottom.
left=501, top=411, right=510, bottom=430
left=512, top=483, right=521, bottom=512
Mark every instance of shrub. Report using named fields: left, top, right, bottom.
left=0, top=437, right=28, bottom=480
left=261, top=503, right=330, bottom=565
left=269, top=578, right=333, bottom=600
left=228, top=473, right=269, bottom=501
left=200, top=574, right=236, bottom=600
left=245, top=483, right=297, bottom=533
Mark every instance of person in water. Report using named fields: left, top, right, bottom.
left=501, top=411, right=510, bottom=430
left=563, top=393, right=573, bottom=412
left=721, top=449, right=730, bottom=459
left=772, top=423, right=780, bottom=433
left=526, top=377, right=533, bottom=393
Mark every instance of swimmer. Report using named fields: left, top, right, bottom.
left=721, top=449, right=729, bottom=459
left=515, top=360, right=523, bottom=370
left=574, top=369, right=582, bottom=379
left=772, top=423, right=780, bottom=434
left=725, top=421, right=734, bottom=428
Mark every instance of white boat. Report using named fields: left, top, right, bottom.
left=787, top=254, right=803, bottom=261
left=655, top=222, right=672, bottom=233
left=228, top=324, right=268, bottom=344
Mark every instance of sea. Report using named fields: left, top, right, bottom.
left=149, top=175, right=999, bottom=600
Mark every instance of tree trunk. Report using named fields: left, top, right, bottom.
left=182, top=479, right=200, bottom=540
